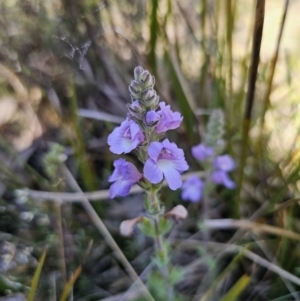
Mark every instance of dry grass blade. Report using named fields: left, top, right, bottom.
left=78, top=108, right=124, bottom=124
left=273, top=197, right=300, bottom=213
left=242, top=249, right=300, bottom=286
left=202, top=219, right=300, bottom=241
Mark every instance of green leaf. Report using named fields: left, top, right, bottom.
left=138, top=217, right=156, bottom=237
left=157, top=218, right=173, bottom=235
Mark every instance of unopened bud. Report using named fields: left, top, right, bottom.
left=139, top=71, right=154, bottom=88
left=134, top=66, right=144, bottom=81
left=120, top=216, right=143, bottom=237
left=164, top=205, right=188, bottom=221
left=141, top=89, right=159, bottom=108
left=129, top=81, right=143, bottom=99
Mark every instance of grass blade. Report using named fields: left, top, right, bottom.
left=59, top=265, right=82, bottom=301
left=219, top=274, right=250, bottom=301
left=27, top=249, right=47, bottom=301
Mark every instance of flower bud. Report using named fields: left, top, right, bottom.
left=164, top=205, right=188, bottom=221
left=134, top=66, right=144, bottom=81
left=129, top=80, right=143, bottom=99
left=127, top=101, right=145, bottom=121
left=141, top=89, right=159, bottom=108
left=139, top=71, right=154, bottom=88
left=120, top=216, right=143, bottom=237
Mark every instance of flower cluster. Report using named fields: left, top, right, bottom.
left=107, top=66, right=189, bottom=198
left=181, top=143, right=235, bottom=203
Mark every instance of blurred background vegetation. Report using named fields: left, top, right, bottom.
left=1, top=0, right=300, bottom=300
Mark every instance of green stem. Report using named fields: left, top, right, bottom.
left=153, top=215, right=174, bottom=300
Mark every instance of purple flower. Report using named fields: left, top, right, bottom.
left=156, top=102, right=183, bottom=133
left=181, top=176, right=204, bottom=202
left=146, top=110, right=160, bottom=125
left=143, top=139, right=189, bottom=190
left=214, top=155, right=235, bottom=172
left=108, top=118, right=144, bottom=154
left=109, top=159, right=142, bottom=198
left=191, top=143, right=214, bottom=161
left=211, top=170, right=235, bottom=189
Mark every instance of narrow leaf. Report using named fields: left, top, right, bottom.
left=220, top=274, right=250, bottom=301
left=27, top=249, right=47, bottom=301
left=59, top=265, right=82, bottom=301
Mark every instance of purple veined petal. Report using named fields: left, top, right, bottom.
left=144, top=159, right=163, bottom=184
left=171, top=157, right=189, bottom=173
left=157, top=159, right=182, bottom=190
left=160, top=139, right=189, bottom=172
left=109, top=181, right=132, bottom=198
left=214, top=155, right=235, bottom=172
left=145, top=139, right=188, bottom=190
left=148, top=142, right=163, bottom=162
left=191, top=143, right=214, bottom=161
left=146, top=110, right=160, bottom=124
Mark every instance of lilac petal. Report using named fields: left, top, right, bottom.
left=148, top=142, right=163, bottom=162
left=108, top=158, right=126, bottom=182
left=156, top=102, right=183, bottom=133
left=158, top=159, right=182, bottom=190
left=146, top=110, right=160, bottom=124
left=129, top=121, right=141, bottom=138
left=181, top=186, right=202, bottom=202
left=191, top=143, right=214, bottom=161
left=108, top=159, right=142, bottom=198
left=144, top=159, right=163, bottom=184
left=123, top=162, right=142, bottom=182
left=109, top=181, right=132, bottom=198
left=214, top=155, right=235, bottom=172
left=181, top=176, right=203, bottom=202
left=160, top=139, right=189, bottom=172
left=211, top=170, right=235, bottom=189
